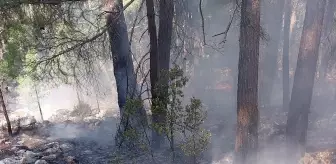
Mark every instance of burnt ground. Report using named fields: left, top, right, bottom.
left=1, top=96, right=336, bottom=164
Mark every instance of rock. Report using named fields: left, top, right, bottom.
left=18, top=134, right=46, bottom=149
left=39, top=142, right=59, bottom=151
left=60, top=143, right=74, bottom=153
left=46, top=142, right=59, bottom=148
left=21, top=151, right=41, bottom=164
left=83, top=150, right=93, bottom=155
left=0, top=138, right=8, bottom=144
left=35, top=160, right=48, bottom=164
left=17, top=140, right=24, bottom=145
left=65, top=156, right=79, bottom=164
left=13, top=145, right=30, bottom=151
left=15, top=149, right=27, bottom=156
left=0, top=157, right=21, bottom=164
left=43, top=146, right=62, bottom=156
left=41, top=154, right=57, bottom=161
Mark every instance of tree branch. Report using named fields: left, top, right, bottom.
left=199, top=0, right=206, bottom=45
left=0, top=0, right=84, bottom=8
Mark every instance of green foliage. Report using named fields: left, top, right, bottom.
left=180, top=98, right=210, bottom=158
left=124, top=98, right=143, bottom=116
left=110, top=96, right=148, bottom=155
left=0, top=23, right=32, bottom=80
left=151, top=66, right=210, bottom=162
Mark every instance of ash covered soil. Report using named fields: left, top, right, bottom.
left=1, top=106, right=336, bottom=164
left=0, top=116, right=118, bottom=164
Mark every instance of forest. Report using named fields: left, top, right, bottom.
left=0, top=0, right=335, bottom=164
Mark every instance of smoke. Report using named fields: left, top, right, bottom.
left=48, top=117, right=118, bottom=145
left=3, top=0, right=335, bottom=163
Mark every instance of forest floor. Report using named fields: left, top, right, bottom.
left=1, top=102, right=336, bottom=164
left=0, top=118, right=117, bottom=164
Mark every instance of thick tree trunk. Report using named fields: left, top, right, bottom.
left=285, top=0, right=326, bottom=162
left=105, top=0, right=148, bottom=148
left=0, top=87, right=12, bottom=136
left=146, top=0, right=158, bottom=101
left=148, top=0, right=174, bottom=149
left=145, top=0, right=161, bottom=148
left=234, top=0, right=260, bottom=163
left=318, top=0, right=335, bottom=81
left=282, top=0, right=292, bottom=112
left=259, top=0, right=285, bottom=108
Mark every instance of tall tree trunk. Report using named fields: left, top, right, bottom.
left=318, top=0, right=335, bottom=82
left=259, top=0, right=285, bottom=108
left=182, top=0, right=195, bottom=77
left=73, top=67, right=81, bottom=103
left=34, top=84, right=43, bottom=121
left=285, top=0, right=326, bottom=162
left=0, top=87, right=12, bottom=136
left=105, top=0, right=148, bottom=148
left=149, top=0, right=174, bottom=149
left=234, top=0, right=260, bottom=163
left=145, top=0, right=161, bottom=149
left=282, top=0, right=292, bottom=112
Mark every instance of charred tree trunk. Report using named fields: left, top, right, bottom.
left=0, top=87, right=12, bottom=136
left=282, top=0, right=292, bottom=112
left=149, top=0, right=174, bottom=149
left=155, top=0, right=174, bottom=148
left=105, top=0, right=148, bottom=148
left=234, top=0, right=260, bottom=163
left=285, top=0, right=326, bottom=162
left=146, top=0, right=158, bottom=104
left=145, top=0, right=161, bottom=149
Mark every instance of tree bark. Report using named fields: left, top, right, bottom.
left=282, top=0, right=292, bottom=112
left=146, top=0, right=158, bottom=103
left=285, top=0, right=326, bottom=162
left=149, top=0, right=174, bottom=149
left=145, top=0, right=161, bottom=149
left=105, top=0, right=148, bottom=148
left=234, top=0, right=260, bottom=163
left=0, top=87, right=12, bottom=136
left=259, top=0, right=285, bottom=108
left=318, top=0, right=335, bottom=81
left=144, top=0, right=164, bottom=149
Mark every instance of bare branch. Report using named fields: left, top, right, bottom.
left=212, top=3, right=239, bottom=45
left=34, top=28, right=106, bottom=69
left=199, top=0, right=206, bottom=45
